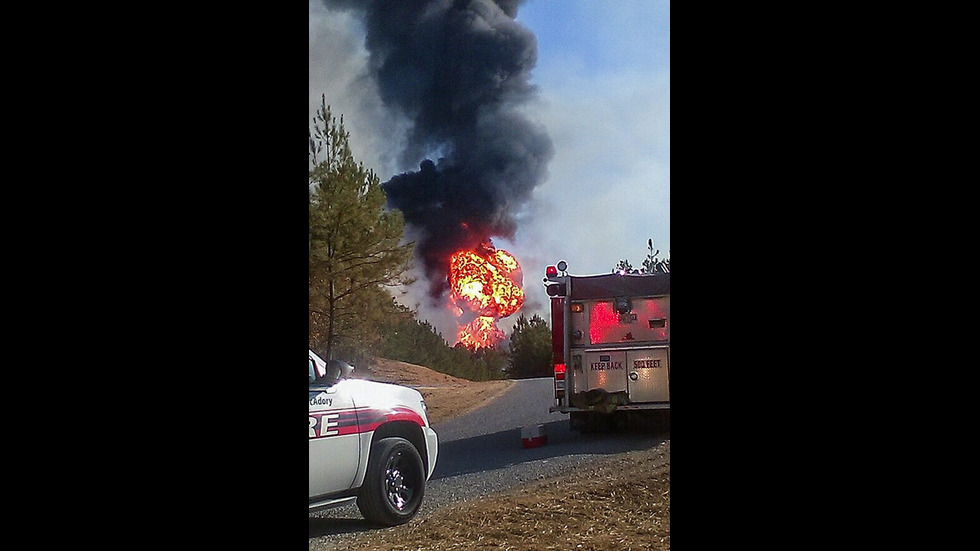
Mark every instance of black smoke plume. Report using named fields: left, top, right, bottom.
left=323, top=0, right=554, bottom=298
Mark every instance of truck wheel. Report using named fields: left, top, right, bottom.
left=357, top=437, right=426, bottom=526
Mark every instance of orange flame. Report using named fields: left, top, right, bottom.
left=457, top=316, right=506, bottom=349
left=449, top=243, right=524, bottom=349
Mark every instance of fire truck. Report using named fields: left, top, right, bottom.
left=544, top=261, right=670, bottom=432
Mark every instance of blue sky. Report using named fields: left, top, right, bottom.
left=507, top=0, right=670, bottom=290
left=518, top=0, right=669, bottom=83
left=310, top=0, right=669, bottom=337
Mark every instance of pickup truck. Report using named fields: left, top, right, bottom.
left=309, top=350, right=439, bottom=526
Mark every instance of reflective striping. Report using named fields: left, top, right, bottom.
left=309, top=409, right=360, bottom=439
left=309, top=407, right=426, bottom=440
left=355, top=407, right=426, bottom=433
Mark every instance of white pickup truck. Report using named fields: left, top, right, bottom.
left=308, top=350, right=438, bottom=526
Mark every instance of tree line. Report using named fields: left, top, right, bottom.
left=614, top=239, right=670, bottom=274
left=308, top=98, right=551, bottom=380
left=309, top=100, right=666, bottom=381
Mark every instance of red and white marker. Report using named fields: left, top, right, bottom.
left=521, top=424, right=547, bottom=448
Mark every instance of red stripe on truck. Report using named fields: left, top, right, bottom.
left=309, top=407, right=426, bottom=440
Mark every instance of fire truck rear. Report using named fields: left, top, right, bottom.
left=544, top=261, right=670, bottom=432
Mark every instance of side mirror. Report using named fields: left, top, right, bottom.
left=326, top=359, right=355, bottom=381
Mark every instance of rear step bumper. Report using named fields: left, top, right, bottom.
left=550, top=402, right=670, bottom=414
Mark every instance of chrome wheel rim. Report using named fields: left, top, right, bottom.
left=384, top=451, right=414, bottom=511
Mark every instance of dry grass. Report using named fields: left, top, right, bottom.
left=354, top=358, right=514, bottom=425
left=337, top=358, right=670, bottom=550
left=354, top=358, right=471, bottom=387
left=333, top=441, right=671, bottom=551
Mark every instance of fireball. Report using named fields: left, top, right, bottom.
left=457, top=316, right=506, bottom=349
left=449, top=250, right=524, bottom=318
left=449, top=243, right=525, bottom=349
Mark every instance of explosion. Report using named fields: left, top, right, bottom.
left=449, top=242, right=525, bottom=349
left=457, top=316, right=505, bottom=350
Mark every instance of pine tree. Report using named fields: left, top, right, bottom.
left=613, top=238, right=670, bottom=274
left=508, top=313, right=553, bottom=378
left=309, top=96, right=414, bottom=362
left=614, top=259, right=636, bottom=274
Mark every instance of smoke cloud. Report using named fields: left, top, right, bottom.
left=323, top=0, right=553, bottom=299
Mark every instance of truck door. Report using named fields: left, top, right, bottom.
left=626, top=348, right=670, bottom=402
left=309, top=378, right=360, bottom=498
left=585, top=350, right=628, bottom=393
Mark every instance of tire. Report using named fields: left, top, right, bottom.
left=356, top=437, right=426, bottom=526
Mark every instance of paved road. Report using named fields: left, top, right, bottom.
left=308, top=377, right=668, bottom=548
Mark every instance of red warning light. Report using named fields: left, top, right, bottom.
left=554, top=363, right=566, bottom=380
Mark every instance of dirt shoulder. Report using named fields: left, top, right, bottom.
left=338, top=440, right=671, bottom=551
left=353, top=358, right=514, bottom=425
left=340, top=358, right=670, bottom=550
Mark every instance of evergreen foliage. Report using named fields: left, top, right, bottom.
left=375, top=303, right=508, bottom=381
left=309, top=97, right=415, bottom=363
left=307, top=99, right=519, bottom=381
left=507, top=313, right=553, bottom=379
left=614, top=238, right=670, bottom=274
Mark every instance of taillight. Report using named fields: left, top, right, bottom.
left=554, top=362, right=566, bottom=404
left=554, top=363, right=566, bottom=380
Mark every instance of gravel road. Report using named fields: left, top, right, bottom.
left=308, top=377, right=668, bottom=549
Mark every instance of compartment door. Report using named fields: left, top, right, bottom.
left=584, top=350, right=628, bottom=393
left=626, top=348, right=670, bottom=402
